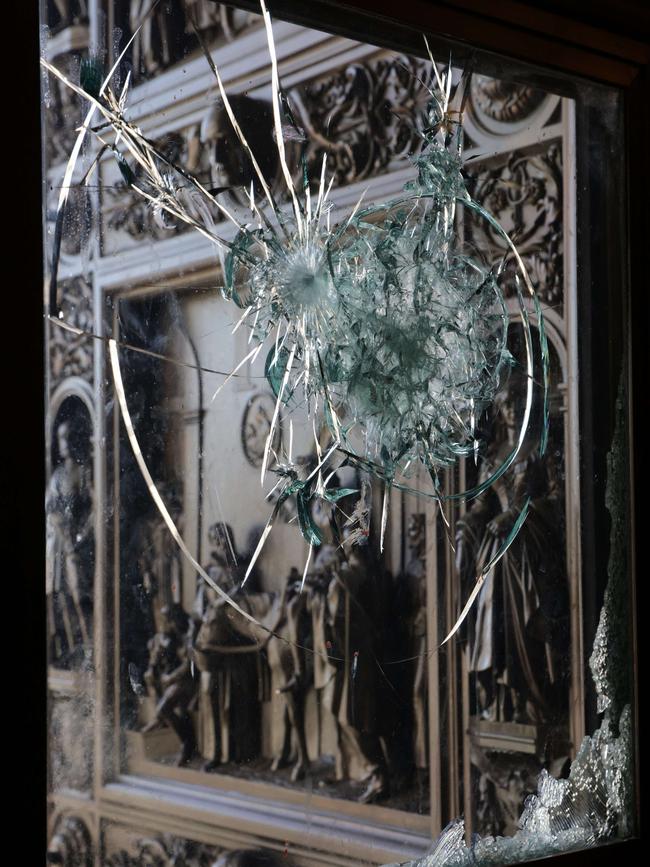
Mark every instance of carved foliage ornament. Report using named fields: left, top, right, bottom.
left=469, top=142, right=563, bottom=310
left=105, top=835, right=218, bottom=867
left=104, top=834, right=288, bottom=867
left=291, top=55, right=435, bottom=188
left=47, top=815, right=93, bottom=866
left=103, top=54, right=451, bottom=246
left=469, top=75, right=545, bottom=128
left=49, top=277, right=94, bottom=385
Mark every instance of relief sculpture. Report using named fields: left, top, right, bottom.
left=456, top=378, right=568, bottom=727
left=130, top=497, right=435, bottom=807
left=456, top=355, right=570, bottom=834
left=402, top=515, right=428, bottom=776
left=192, top=522, right=262, bottom=769
left=307, top=532, right=389, bottom=803
left=46, top=399, right=94, bottom=668
left=142, top=603, right=197, bottom=766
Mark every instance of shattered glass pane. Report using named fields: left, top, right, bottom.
left=42, top=2, right=635, bottom=865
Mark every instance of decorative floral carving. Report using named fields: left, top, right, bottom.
left=470, top=75, right=545, bottom=126
left=43, top=50, right=87, bottom=166
left=104, top=132, right=195, bottom=242
left=47, top=814, right=93, bottom=866
left=104, top=95, right=280, bottom=244
left=104, top=836, right=293, bottom=867
left=49, top=277, right=94, bottom=385
left=467, top=141, right=563, bottom=310
left=290, top=55, right=434, bottom=188
left=105, top=834, right=219, bottom=866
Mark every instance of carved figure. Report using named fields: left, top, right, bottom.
left=46, top=414, right=94, bottom=666
left=309, top=536, right=389, bottom=802
left=191, top=523, right=260, bottom=770
left=194, top=562, right=311, bottom=781
left=456, top=383, right=568, bottom=725
left=142, top=604, right=197, bottom=766
left=401, top=514, right=428, bottom=772
left=265, top=569, right=311, bottom=781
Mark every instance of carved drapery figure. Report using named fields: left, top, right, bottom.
left=46, top=414, right=94, bottom=667
left=142, top=603, right=197, bottom=765
left=401, top=514, right=428, bottom=771
left=194, top=570, right=311, bottom=781
left=309, top=536, right=389, bottom=802
left=264, top=568, right=311, bottom=781
left=192, top=523, right=260, bottom=770
left=138, top=483, right=183, bottom=633
left=456, top=385, right=568, bottom=726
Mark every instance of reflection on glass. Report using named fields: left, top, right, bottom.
left=42, top=2, right=634, bottom=864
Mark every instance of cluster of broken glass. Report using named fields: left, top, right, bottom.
left=43, top=0, right=547, bottom=633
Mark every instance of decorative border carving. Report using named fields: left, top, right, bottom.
left=468, top=141, right=563, bottom=311
left=49, top=278, right=95, bottom=386
left=47, top=814, right=93, bottom=866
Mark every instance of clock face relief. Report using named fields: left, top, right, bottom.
left=241, top=393, right=282, bottom=468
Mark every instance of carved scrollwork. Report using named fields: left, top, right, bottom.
left=49, top=277, right=94, bottom=385
left=139, top=835, right=217, bottom=866
left=43, top=50, right=87, bottom=166
left=290, top=55, right=434, bottom=188
left=47, top=814, right=93, bottom=866
left=104, top=132, right=201, bottom=242
left=470, top=75, right=545, bottom=128
left=104, top=95, right=279, bottom=245
left=467, top=141, right=563, bottom=310
left=105, top=835, right=292, bottom=867
left=105, top=834, right=219, bottom=866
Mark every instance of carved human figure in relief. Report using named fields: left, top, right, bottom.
left=142, top=603, right=197, bottom=766
left=456, top=383, right=568, bottom=726
left=192, top=522, right=260, bottom=770
left=401, top=514, right=428, bottom=773
left=46, top=415, right=94, bottom=666
left=309, top=531, right=389, bottom=802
